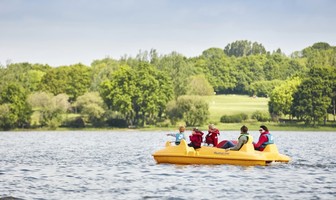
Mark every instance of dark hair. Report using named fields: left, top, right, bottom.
left=260, top=125, right=268, bottom=132
left=240, top=125, right=248, bottom=133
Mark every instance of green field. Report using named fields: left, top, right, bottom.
left=201, top=94, right=269, bottom=122
left=197, top=94, right=335, bottom=131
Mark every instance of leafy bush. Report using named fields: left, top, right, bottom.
left=105, top=110, right=128, bottom=128
left=156, top=119, right=171, bottom=127
left=63, top=117, right=85, bottom=128
left=166, top=95, right=209, bottom=126
left=220, top=113, right=248, bottom=123
left=251, top=111, right=271, bottom=122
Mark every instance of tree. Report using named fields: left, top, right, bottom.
left=155, top=52, right=192, bottom=97
left=40, top=63, right=91, bottom=101
left=0, top=104, right=17, bottom=130
left=291, top=66, right=332, bottom=125
left=0, top=63, right=50, bottom=93
left=194, top=48, right=236, bottom=94
left=75, top=92, right=106, bottom=126
left=90, top=58, right=121, bottom=91
left=232, top=54, right=266, bottom=94
left=298, top=43, right=336, bottom=123
left=268, top=77, right=301, bottom=120
left=28, top=92, right=70, bottom=128
left=249, top=80, right=284, bottom=97
left=224, top=40, right=266, bottom=57
left=0, top=83, right=32, bottom=129
left=28, top=91, right=53, bottom=109
left=25, top=70, right=46, bottom=92
left=100, top=62, right=173, bottom=126
left=100, top=65, right=136, bottom=125
left=327, top=70, right=336, bottom=121
left=186, top=75, right=214, bottom=96
left=165, top=101, right=182, bottom=125
left=166, top=95, right=209, bottom=126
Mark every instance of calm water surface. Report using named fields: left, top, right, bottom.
left=0, top=130, right=335, bottom=200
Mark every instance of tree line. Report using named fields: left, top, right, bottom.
left=0, top=40, right=335, bottom=130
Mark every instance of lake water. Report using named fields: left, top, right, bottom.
left=0, top=130, right=335, bottom=200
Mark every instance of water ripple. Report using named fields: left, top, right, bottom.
left=0, top=131, right=335, bottom=200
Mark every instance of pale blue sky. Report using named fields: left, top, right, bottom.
left=1, top=0, right=335, bottom=66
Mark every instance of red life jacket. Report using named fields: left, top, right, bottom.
left=206, top=129, right=220, bottom=146
left=189, top=131, right=204, bottom=147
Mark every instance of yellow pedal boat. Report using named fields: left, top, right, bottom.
left=152, top=137, right=290, bottom=166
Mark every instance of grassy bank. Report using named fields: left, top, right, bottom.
left=201, top=94, right=269, bottom=122
left=198, top=94, right=335, bottom=131
left=26, top=94, right=335, bottom=132
left=151, top=94, right=335, bottom=131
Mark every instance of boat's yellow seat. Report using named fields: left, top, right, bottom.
left=239, top=135, right=254, bottom=152
left=165, top=141, right=172, bottom=147
left=262, top=144, right=279, bottom=153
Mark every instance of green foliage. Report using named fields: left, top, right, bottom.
left=0, top=103, right=17, bottom=130
left=1, top=41, right=335, bottom=129
left=0, top=63, right=51, bottom=92
left=28, top=92, right=70, bottom=128
left=100, top=62, right=173, bottom=126
left=54, top=94, right=71, bottom=112
left=251, top=110, right=271, bottom=122
left=291, top=66, right=333, bottom=125
left=104, top=110, right=128, bottom=128
left=64, top=117, right=86, bottom=128
left=224, top=40, right=266, bottom=57
left=0, top=83, right=32, bottom=129
left=166, top=95, right=209, bottom=126
left=292, top=43, right=336, bottom=124
left=40, top=64, right=91, bottom=101
left=75, top=92, right=105, bottom=112
left=155, top=52, right=192, bottom=97
left=193, top=47, right=237, bottom=94
left=231, top=55, right=266, bottom=94
left=28, top=92, right=54, bottom=109
left=100, top=65, right=136, bottom=124
left=186, top=74, right=214, bottom=96
left=40, top=108, right=63, bottom=129
left=268, top=77, right=302, bottom=119
left=249, top=80, right=284, bottom=97
left=90, top=58, right=121, bottom=91
left=165, top=101, right=182, bottom=125
left=83, top=104, right=105, bottom=126
left=75, top=92, right=106, bottom=126
left=26, top=70, right=46, bottom=92
left=311, top=42, right=332, bottom=50
left=220, top=113, right=248, bottom=123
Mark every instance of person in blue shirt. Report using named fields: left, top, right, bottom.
left=167, top=125, right=186, bottom=145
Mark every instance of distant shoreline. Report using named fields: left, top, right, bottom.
left=7, top=123, right=336, bottom=132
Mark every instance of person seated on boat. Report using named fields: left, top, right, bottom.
left=221, top=125, right=250, bottom=151
left=253, top=125, right=274, bottom=151
left=188, top=127, right=204, bottom=149
left=205, top=124, right=220, bottom=147
left=166, top=125, right=186, bottom=145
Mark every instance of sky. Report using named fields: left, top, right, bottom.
left=1, top=0, right=336, bottom=67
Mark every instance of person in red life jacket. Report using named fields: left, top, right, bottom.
left=253, top=125, right=275, bottom=151
left=205, top=124, right=220, bottom=147
left=188, top=127, right=204, bottom=149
